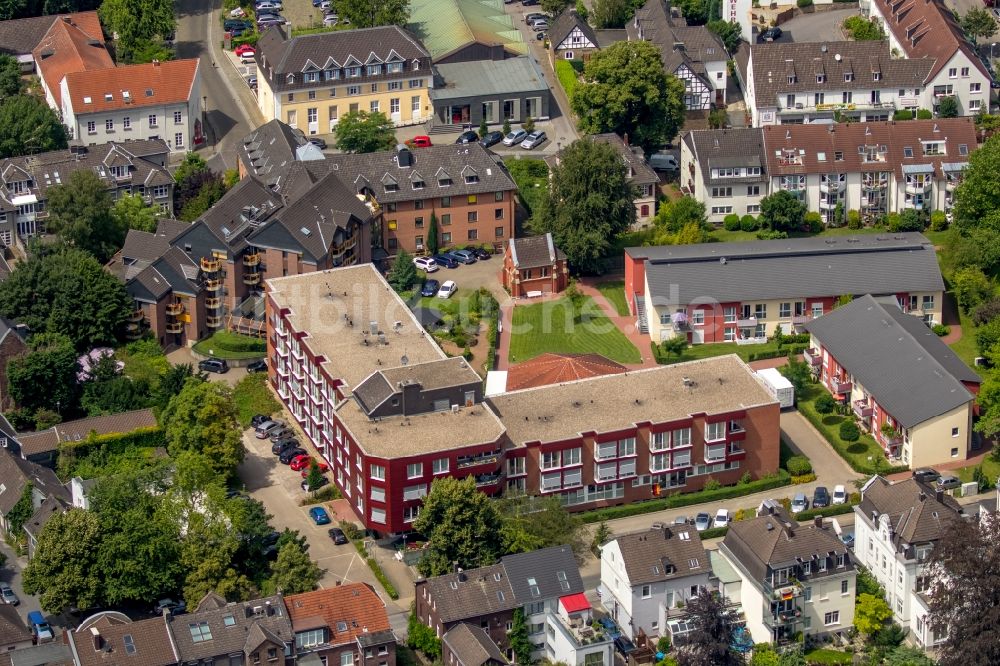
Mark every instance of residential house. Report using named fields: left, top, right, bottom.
left=442, top=624, right=508, bottom=666
left=852, top=476, right=967, bottom=648
left=736, top=41, right=935, bottom=126
left=499, top=353, right=626, bottom=394
left=719, top=505, right=856, bottom=646
left=628, top=0, right=728, bottom=111
left=501, top=233, right=568, bottom=298
left=803, top=295, right=979, bottom=467
left=33, top=13, right=113, bottom=111
left=60, top=59, right=204, bottom=153
left=15, top=407, right=158, bottom=468
left=0, top=12, right=102, bottom=73
left=679, top=128, right=768, bottom=224
left=23, top=495, right=68, bottom=558
left=598, top=525, right=712, bottom=640
left=429, top=57, right=550, bottom=130
left=548, top=9, right=599, bottom=63
left=255, top=25, right=432, bottom=133
left=0, top=446, right=70, bottom=538
left=592, top=134, right=659, bottom=226
left=864, top=0, right=991, bottom=116
left=70, top=476, right=98, bottom=510
left=285, top=583, right=396, bottom=666
left=0, top=606, right=34, bottom=652
left=624, top=233, right=945, bottom=344
left=0, top=319, right=26, bottom=411
left=68, top=612, right=177, bottom=666
left=236, top=119, right=325, bottom=187
left=0, top=642, right=72, bottom=666
left=0, top=140, right=174, bottom=244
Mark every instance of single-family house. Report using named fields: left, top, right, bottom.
left=501, top=233, right=568, bottom=298
left=285, top=583, right=396, bottom=666
left=0, top=606, right=33, bottom=652
left=548, top=9, right=599, bottom=63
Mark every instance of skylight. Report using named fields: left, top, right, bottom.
left=123, top=635, right=136, bottom=655
left=189, top=622, right=213, bottom=643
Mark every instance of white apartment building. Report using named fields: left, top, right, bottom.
left=680, top=128, right=768, bottom=224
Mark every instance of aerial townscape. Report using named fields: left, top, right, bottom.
left=2, top=0, right=1000, bottom=663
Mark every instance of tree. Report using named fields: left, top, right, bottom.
left=574, top=0, right=588, bottom=22
left=675, top=592, right=742, bottom=666
left=427, top=212, right=439, bottom=255
left=0, top=94, right=68, bottom=158
left=22, top=510, right=103, bottom=614
left=82, top=375, right=151, bottom=416
left=531, top=138, right=636, bottom=273
left=335, top=0, right=409, bottom=28
left=522, top=115, right=535, bottom=133
left=0, top=54, right=22, bottom=98
left=6, top=484, right=33, bottom=537
left=542, top=0, right=571, bottom=15
left=953, top=266, right=994, bottom=313
left=883, top=646, right=936, bottom=666
left=962, top=7, right=998, bottom=41
left=46, top=170, right=124, bottom=262
left=413, top=477, right=505, bottom=576
left=508, top=608, right=533, bottom=665
left=407, top=611, right=442, bottom=659
left=268, top=541, right=323, bottom=594
left=112, top=193, right=160, bottom=233
left=0, top=245, right=132, bottom=350
left=153, top=363, right=201, bottom=412
left=7, top=333, right=79, bottom=414
left=707, top=20, right=741, bottom=53
left=572, top=40, right=685, bottom=152
left=707, top=107, right=727, bottom=129
left=174, top=152, right=208, bottom=184
left=333, top=110, right=397, bottom=153
left=759, top=190, right=807, bottom=232
left=502, top=117, right=511, bottom=136
left=99, top=0, right=174, bottom=59
left=387, top=249, right=418, bottom=292
left=938, top=95, right=960, bottom=118
left=160, top=379, right=244, bottom=476
left=177, top=170, right=227, bottom=222
left=855, top=592, right=893, bottom=636
left=842, top=15, right=885, bottom=40
left=925, top=511, right=1000, bottom=666
left=498, top=494, right=586, bottom=559
left=660, top=335, right=687, bottom=362
left=778, top=357, right=811, bottom=393
left=592, top=0, right=631, bottom=28
left=305, top=460, right=325, bottom=492
left=954, top=134, right=1000, bottom=233
left=815, top=392, right=837, bottom=414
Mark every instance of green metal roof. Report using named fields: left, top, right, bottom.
left=407, top=0, right=527, bottom=61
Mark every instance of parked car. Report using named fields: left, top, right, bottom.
left=28, top=611, right=54, bottom=643
left=449, top=249, right=478, bottom=264
left=648, top=152, right=679, bottom=171
left=672, top=515, right=689, bottom=526
left=812, top=486, right=830, bottom=508
left=299, top=461, right=329, bottom=476
left=713, top=509, right=731, bottom=528
left=0, top=584, right=18, bottom=606
left=433, top=253, right=459, bottom=269
left=530, top=19, right=549, bottom=30
left=229, top=7, right=246, bottom=17
left=323, top=14, right=338, bottom=25
left=279, top=447, right=307, bottom=464
left=421, top=279, right=440, bottom=297
left=791, top=492, right=809, bottom=513
left=245, top=359, right=266, bottom=374
left=472, top=247, right=492, bottom=260
left=479, top=130, right=504, bottom=148
left=312, top=0, right=323, bottom=5
left=152, top=599, right=186, bottom=617
left=255, top=420, right=284, bottom=438
left=289, top=454, right=315, bottom=471
left=413, top=256, right=439, bottom=272
left=309, top=507, right=331, bottom=525
left=437, top=280, right=458, bottom=298
left=234, top=44, right=256, bottom=56
left=522, top=0, right=539, bottom=5
left=268, top=427, right=294, bottom=442
left=913, top=467, right=940, bottom=484
left=832, top=484, right=848, bottom=505
left=525, top=12, right=546, bottom=23
left=198, top=358, right=229, bottom=374
left=247, top=75, right=258, bottom=90
left=409, top=135, right=433, bottom=148
left=455, top=130, right=479, bottom=144
left=224, top=18, right=251, bottom=29
left=937, top=475, right=961, bottom=490
left=240, top=52, right=256, bottom=64
left=694, top=512, right=711, bottom=531
left=328, top=527, right=349, bottom=544
left=502, top=129, right=527, bottom=146
left=255, top=0, right=282, bottom=10
left=520, top=130, right=547, bottom=149
left=251, top=414, right=271, bottom=428
left=271, top=438, right=298, bottom=455
left=308, top=137, right=327, bottom=149
left=759, top=26, right=782, bottom=42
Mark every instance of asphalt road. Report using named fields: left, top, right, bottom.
left=175, top=0, right=263, bottom=172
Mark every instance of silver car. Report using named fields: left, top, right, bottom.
left=520, top=130, right=547, bottom=149
left=502, top=129, right=527, bottom=146
left=0, top=584, right=18, bottom=606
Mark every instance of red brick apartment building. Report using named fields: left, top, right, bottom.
left=266, top=265, right=781, bottom=534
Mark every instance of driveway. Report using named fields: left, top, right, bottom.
left=0, top=541, right=50, bottom=629
left=420, top=254, right=510, bottom=307
left=772, top=7, right=856, bottom=43
left=166, top=346, right=250, bottom=386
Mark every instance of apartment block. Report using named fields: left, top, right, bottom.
left=679, top=128, right=767, bottom=224
left=624, top=233, right=945, bottom=345
left=265, top=265, right=781, bottom=534
left=804, top=295, right=979, bottom=467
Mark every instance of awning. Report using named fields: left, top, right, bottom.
left=10, top=194, right=37, bottom=206
left=559, top=593, right=590, bottom=614
left=941, top=162, right=967, bottom=172
left=901, top=164, right=935, bottom=174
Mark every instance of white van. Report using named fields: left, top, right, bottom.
left=647, top=152, right=679, bottom=171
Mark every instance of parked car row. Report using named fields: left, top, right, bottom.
left=500, top=128, right=547, bottom=150
left=413, top=247, right=490, bottom=274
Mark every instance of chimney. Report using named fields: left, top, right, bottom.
left=336, top=580, right=341, bottom=586
left=935, top=489, right=943, bottom=503
left=918, top=491, right=926, bottom=502
left=622, top=132, right=629, bottom=146
left=90, top=627, right=102, bottom=651
left=814, top=516, right=823, bottom=528
left=152, top=59, right=160, bottom=66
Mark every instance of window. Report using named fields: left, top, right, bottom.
left=971, top=82, right=982, bottom=93
left=723, top=307, right=737, bottom=323
left=495, top=226, right=504, bottom=237
left=673, top=428, right=691, bottom=447
left=541, top=451, right=561, bottom=470
left=297, top=629, right=326, bottom=648
left=824, top=611, right=840, bottom=626
left=175, top=133, right=184, bottom=148
left=403, top=484, right=427, bottom=500
left=970, top=99, right=981, bottom=111
left=691, top=310, right=704, bottom=325
left=367, top=64, right=382, bottom=76
left=432, top=458, right=449, bottom=474
left=467, top=211, right=477, bottom=222
left=87, top=121, right=96, bottom=134
left=148, top=114, right=158, bottom=127
left=641, top=585, right=651, bottom=599
left=951, top=447, right=959, bottom=457
left=841, top=580, right=849, bottom=595
left=173, top=110, right=183, bottom=124
left=340, top=653, right=353, bottom=666
left=409, top=79, right=422, bottom=88
left=711, top=206, right=733, bottom=215
left=705, top=422, right=725, bottom=441
left=618, top=438, right=636, bottom=457
left=564, top=447, right=582, bottom=466
left=961, top=67, right=969, bottom=77
left=495, top=191, right=505, bottom=201
left=348, top=86, right=361, bottom=96
left=371, top=508, right=386, bottom=523
left=370, top=100, right=380, bottom=113
left=747, top=185, right=760, bottom=196
left=370, top=487, right=385, bottom=503
left=105, top=119, right=114, bottom=132
left=370, top=464, right=385, bottom=480
left=467, top=229, right=478, bottom=240
left=407, top=462, right=423, bottom=478
left=404, top=505, right=420, bottom=522
left=711, top=187, right=732, bottom=198
left=189, top=622, right=213, bottom=643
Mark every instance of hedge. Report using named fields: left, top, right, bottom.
left=555, top=59, right=579, bottom=101
left=699, top=526, right=728, bottom=539
left=57, top=426, right=164, bottom=458
left=482, top=289, right=500, bottom=375
left=747, top=344, right=807, bottom=362
left=353, top=541, right=399, bottom=599
left=797, top=501, right=858, bottom=521
left=578, top=470, right=792, bottom=523
left=208, top=331, right=266, bottom=353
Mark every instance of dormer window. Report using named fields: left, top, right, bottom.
left=367, top=64, right=381, bottom=76
left=305, top=72, right=318, bottom=82
left=324, top=69, right=339, bottom=80
left=412, top=59, right=420, bottom=71
left=347, top=66, right=361, bottom=78
left=873, top=71, right=881, bottom=81
left=787, top=75, right=796, bottom=84
left=816, top=74, right=825, bottom=84
left=464, top=173, right=479, bottom=184
left=438, top=176, right=452, bottom=187
left=385, top=183, right=398, bottom=192
left=412, top=179, right=425, bottom=189
left=286, top=74, right=295, bottom=84
left=845, top=72, right=853, bottom=82
left=387, top=62, right=403, bottom=74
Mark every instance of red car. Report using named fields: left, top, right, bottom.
left=300, top=462, right=329, bottom=477
left=409, top=135, right=432, bottom=148
left=234, top=44, right=256, bottom=57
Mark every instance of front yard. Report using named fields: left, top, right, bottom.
left=595, top=280, right=630, bottom=316
left=508, top=295, right=641, bottom=364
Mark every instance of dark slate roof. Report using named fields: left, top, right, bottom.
left=592, top=133, right=658, bottom=185
left=0, top=448, right=69, bottom=516
left=508, top=233, right=564, bottom=269
left=190, top=177, right=284, bottom=253
left=681, top=128, right=767, bottom=185
left=858, top=476, right=964, bottom=548
left=803, top=295, right=976, bottom=427
left=744, top=41, right=935, bottom=107
left=23, top=495, right=67, bottom=538
left=722, top=507, right=851, bottom=582
left=0, top=605, right=32, bottom=647
left=594, top=29, right=626, bottom=48
left=122, top=229, right=172, bottom=263
left=72, top=613, right=176, bottom=666
left=627, top=0, right=725, bottom=79
left=630, top=233, right=945, bottom=306
left=17, top=408, right=157, bottom=457
left=170, top=594, right=292, bottom=662
left=0, top=15, right=62, bottom=57
left=501, top=544, right=583, bottom=601
left=422, top=563, right=517, bottom=624
left=150, top=247, right=202, bottom=297
left=549, top=8, right=597, bottom=50
left=443, top=624, right=507, bottom=666
left=2, top=641, right=72, bottom=666
left=352, top=357, right=479, bottom=414
left=237, top=119, right=309, bottom=186
left=613, top=526, right=709, bottom=585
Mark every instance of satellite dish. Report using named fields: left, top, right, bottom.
left=400, top=354, right=409, bottom=366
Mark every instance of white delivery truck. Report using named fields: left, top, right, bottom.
left=756, top=367, right=794, bottom=409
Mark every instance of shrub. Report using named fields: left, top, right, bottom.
left=756, top=229, right=788, bottom=240
left=791, top=473, right=817, bottom=484
left=892, top=109, right=913, bottom=121
left=723, top=214, right=741, bottom=231
left=803, top=211, right=823, bottom=233
left=839, top=421, right=861, bottom=442
left=847, top=209, right=862, bottom=229
left=932, top=324, right=950, bottom=337
left=34, top=408, right=61, bottom=430
left=916, top=109, right=933, bottom=119
left=703, top=477, right=721, bottom=491
left=555, top=59, right=578, bottom=100
left=930, top=210, right=948, bottom=231
left=740, top=215, right=758, bottom=232
left=785, top=455, right=813, bottom=476
left=815, top=392, right=838, bottom=414
left=796, top=0, right=812, bottom=7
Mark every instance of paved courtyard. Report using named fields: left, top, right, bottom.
left=775, top=7, right=857, bottom=43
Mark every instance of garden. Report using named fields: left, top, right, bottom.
left=192, top=330, right=266, bottom=360
left=413, top=287, right=499, bottom=373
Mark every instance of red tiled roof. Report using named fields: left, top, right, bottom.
left=285, top=583, right=391, bottom=648
left=559, top=593, right=590, bottom=614
left=64, top=59, right=199, bottom=113
left=505, top=353, right=627, bottom=392
left=33, top=15, right=113, bottom=109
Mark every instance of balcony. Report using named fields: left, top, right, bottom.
left=165, top=321, right=184, bottom=334
left=125, top=321, right=144, bottom=339
left=766, top=579, right=804, bottom=601
left=206, top=315, right=223, bottom=328
left=243, top=252, right=261, bottom=267
left=905, top=180, right=932, bottom=195
left=862, top=180, right=888, bottom=192
left=205, top=297, right=222, bottom=309
left=457, top=452, right=501, bottom=469
left=474, top=472, right=503, bottom=487
left=549, top=610, right=611, bottom=649
left=200, top=257, right=221, bottom=272
left=128, top=309, right=145, bottom=323
left=330, top=237, right=357, bottom=258
left=791, top=314, right=812, bottom=326
left=831, top=378, right=852, bottom=394
left=853, top=400, right=874, bottom=419
left=165, top=301, right=184, bottom=316
left=205, top=278, right=222, bottom=291
left=819, top=199, right=838, bottom=210
left=804, top=348, right=822, bottom=366
left=243, top=272, right=262, bottom=286
left=819, top=178, right=845, bottom=194
left=735, top=336, right=768, bottom=345
left=946, top=179, right=959, bottom=192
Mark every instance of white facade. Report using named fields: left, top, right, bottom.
left=544, top=602, right=614, bottom=666
left=553, top=25, right=597, bottom=60
left=680, top=140, right=765, bottom=223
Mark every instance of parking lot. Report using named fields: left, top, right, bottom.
left=769, top=7, right=855, bottom=43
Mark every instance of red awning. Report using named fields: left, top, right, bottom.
left=560, top=593, right=590, bottom=613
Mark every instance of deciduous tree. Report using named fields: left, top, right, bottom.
left=267, top=541, right=323, bottom=594
left=46, top=170, right=125, bottom=262
left=387, top=249, right=418, bottom=292
left=759, top=190, right=807, bottom=232
left=22, top=510, right=103, bottom=614
left=99, top=0, right=174, bottom=60
left=531, top=138, right=635, bottom=273
left=7, top=333, right=79, bottom=414
left=954, top=135, right=1000, bottom=233
left=675, top=592, right=742, bottom=666
left=508, top=608, right=533, bottom=665
left=592, top=0, right=632, bottom=28
left=335, top=0, right=409, bottom=28
left=160, top=379, right=244, bottom=476
left=112, top=193, right=160, bottom=233
left=413, top=476, right=505, bottom=576
left=653, top=196, right=707, bottom=233
left=571, top=40, right=685, bottom=152
left=0, top=54, right=22, bottom=98
left=962, top=7, right=997, bottom=41
left=952, top=266, right=994, bottom=313
left=0, top=94, right=67, bottom=158
left=333, top=110, right=397, bottom=153
left=855, top=592, right=893, bottom=636
left=706, top=20, right=741, bottom=52
left=498, top=494, right=586, bottom=559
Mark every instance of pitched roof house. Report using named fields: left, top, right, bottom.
left=68, top=611, right=177, bottom=666
left=501, top=233, right=567, bottom=298
left=169, top=592, right=294, bottom=665
left=0, top=447, right=70, bottom=538
left=32, top=14, right=113, bottom=109
left=15, top=407, right=158, bottom=467
left=0, top=605, right=33, bottom=652
left=285, top=583, right=395, bottom=666
left=442, top=624, right=508, bottom=666
left=0, top=11, right=103, bottom=72
left=548, top=9, right=599, bottom=62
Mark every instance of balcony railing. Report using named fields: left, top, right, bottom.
left=819, top=179, right=845, bottom=194
left=206, top=315, right=223, bottom=328
left=735, top=336, right=768, bottom=345
left=475, top=472, right=503, bottom=487
left=766, top=579, right=804, bottom=601
left=165, top=302, right=184, bottom=316
left=205, top=297, right=222, bottom=309
left=200, top=257, right=221, bottom=272
left=165, top=321, right=184, bottom=334
left=205, top=278, right=222, bottom=291
left=243, top=272, right=262, bottom=286
left=128, top=309, right=145, bottom=323
left=946, top=179, right=959, bottom=192
left=819, top=199, right=838, bottom=210
left=831, top=378, right=852, bottom=394
left=125, top=324, right=144, bottom=340
left=792, top=314, right=813, bottom=325
left=905, top=181, right=932, bottom=195
left=853, top=400, right=874, bottom=418
left=457, top=452, right=501, bottom=469
left=243, top=252, right=261, bottom=267
left=330, top=237, right=357, bottom=258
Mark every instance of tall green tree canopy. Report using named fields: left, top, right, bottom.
left=160, top=378, right=244, bottom=476
left=335, top=0, right=409, bottom=28
left=675, top=592, right=743, bottom=666
left=0, top=94, right=67, bottom=158
left=112, top=193, right=160, bottom=233
left=0, top=54, right=22, bottom=98
left=0, top=244, right=131, bottom=350
left=531, top=138, right=636, bottom=273
left=962, top=7, right=998, bottom=41
left=759, top=190, right=807, bottom=232
left=954, top=134, right=1000, bottom=234
left=99, top=0, right=174, bottom=59
left=706, top=20, right=741, bottom=53
left=413, top=477, right=506, bottom=576
left=387, top=248, right=417, bottom=292
left=266, top=541, right=323, bottom=594
left=333, top=110, right=397, bottom=153
left=7, top=332, right=79, bottom=414
left=592, top=0, right=632, bottom=28
left=46, top=170, right=125, bottom=262
left=22, top=509, right=103, bottom=614
left=571, top=40, right=685, bottom=152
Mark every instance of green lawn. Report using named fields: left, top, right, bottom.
left=505, top=158, right=548, bottom=218
left=595, top=280, right=630, bottom=316
left=803, top=648, right=854, bottom=665
left=508, top=296, right=641, bottom=364
left=949, top=306, right=980, bottom=367
left=657, top=339, right=791, bottom=364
